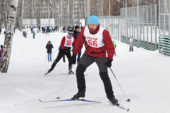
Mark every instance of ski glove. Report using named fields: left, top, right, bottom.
left=71, top=54, right=76, bottom=64
left=105, top=59, right=112, bottom=67
left=58, top=46, right=61, bottom=51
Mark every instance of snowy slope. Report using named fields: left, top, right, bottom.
left=0, top=29, right=170, bottom=113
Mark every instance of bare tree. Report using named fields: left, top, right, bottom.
left=1, top=0, right=19, bottom=73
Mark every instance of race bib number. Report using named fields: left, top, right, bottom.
left=66, top=40, right=72, bottom=46
left=87, top=37, right=98, bottom=47
left=130, top=39, right=133, bottom=42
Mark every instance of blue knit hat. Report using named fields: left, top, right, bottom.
left=88, top=15, right=99, bottom=25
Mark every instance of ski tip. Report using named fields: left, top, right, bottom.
left=39, top=99, right=42, bottom=102
left=127, top=109, right=130, bottom=112
left=44, top=73, right=48, bottom=75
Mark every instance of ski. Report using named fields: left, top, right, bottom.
left=44, top=72, right=49, bottom=75
left=39, top=98, right=101, bottom=103
left=60, top=73, right=89, bottom=76
left=116, top=103, right=129, bottom=112
left=45, top=73, right=88, bottom=76
left=110, top=102, right=129, bottom=112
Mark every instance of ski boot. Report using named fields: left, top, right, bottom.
left=68, top=69, right=74, bottom=74
left=72, top=92, right=85, bottom=100
left=108, top=97, right=118, bottom=105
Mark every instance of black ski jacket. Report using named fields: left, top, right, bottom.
left=46, top=44, right=53, bottom=53
left=73, top=30, right=80, bottom=40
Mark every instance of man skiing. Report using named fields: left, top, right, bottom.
left=46, top=28, right=75, bottom=75
left=71, top=15, right=118, bottom=105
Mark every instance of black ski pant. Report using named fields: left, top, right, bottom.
left=129, top=47, right=133, bottom=51
left=76, top=53, right=115, bottom=99
left=48, top=49, right=72, bottom=73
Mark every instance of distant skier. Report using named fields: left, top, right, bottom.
left=42, top=27, right=45, bottom=33
left=46, top=41, right=53, bottom=62
left=73, top=25, right=81, bottom=63
left=31, top=27, right=33, bottom=33
left=33, top=30, right=36, bottom=39
left=0, top=45, right=3, bottom=58
left=70, top=15, right=118, bottom=105
left=45, top=27, right=75, bottom=75
left=46, top=27, right=50, bottom=36
left=55, top=26, right=57, bottom=32
left=57, top=26, right=59, bottom=32
left=112, top=40, right=117, bottom=56
left=14, top=27, right=15, bottom=34
left=0, top=45, right=3, bottom=69
left=63, top=26, right=65, bottom=33
left=129, top=36, right=133, bottom=52
left=23, top=31, right=27, bottom=38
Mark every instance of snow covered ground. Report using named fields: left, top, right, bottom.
left=0, top=29, right=170, bottom=113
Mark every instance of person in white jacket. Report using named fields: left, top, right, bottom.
left=129, top=36, right=134, bottom=52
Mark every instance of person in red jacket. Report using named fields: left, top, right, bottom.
left=71, top=15, right=118, bottom=105
left=46, top=28, right=75, bottom=74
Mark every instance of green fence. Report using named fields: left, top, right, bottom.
left=159, top=35, right=170, bottom=56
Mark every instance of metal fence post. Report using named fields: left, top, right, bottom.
left=155, top=5, right=157, bottom=50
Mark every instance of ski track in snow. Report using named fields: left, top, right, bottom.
left=0, top=28, right=170, bottom=113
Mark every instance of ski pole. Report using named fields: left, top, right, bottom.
left=56, top=73, right=69, bottom=100
left=109, top=68, right=130, bottom=102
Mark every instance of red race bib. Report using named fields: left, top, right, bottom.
left=87, top=37, right=98, bottom=47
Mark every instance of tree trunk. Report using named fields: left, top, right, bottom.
left=1, top=0, right=19, bottom=73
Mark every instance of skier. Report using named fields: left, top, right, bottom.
left=112, top=40, right=117, bottom=56
left=14, top=27, right=15, bottom=34
left=46, top=41, right=53, bottom=62
left=31, top=27, right=33, bottom=33
left=55, top=25, right=57, bottom=32
left=57, top=26, right=59, bottom=32
left=63, top=26, right=65, bottom=33
left=129, top=36, right=133, bottom=52
left=71, top=15, right=118, bottom=105
left=23, top=31, right=27, bottom=38
left=46, top=27, right=50, bottom=36
left=0, top=45, right=3, bottom=69
left=73, top=25, right=81, bottom=63
left=46, top=27, right=75, bottom=74
left=42, top=27, right=45, bottom=33
left=33, top=30, right=36, bottom=39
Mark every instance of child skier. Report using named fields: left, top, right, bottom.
left=45, top=28, right=75, bottom=75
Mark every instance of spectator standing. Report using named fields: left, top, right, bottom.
left=46, top=41, right=54, bottom=62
